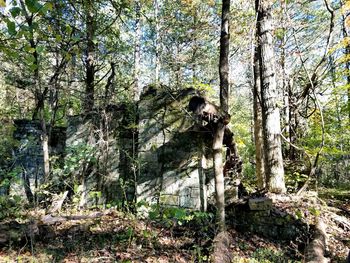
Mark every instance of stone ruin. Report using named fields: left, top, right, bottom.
left=6, top=86, right=308, bottom=246
left=6, top=86, right=223, bottom=210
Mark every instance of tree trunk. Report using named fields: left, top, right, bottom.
left=213, top=124, right=225, bottom=231
left=214, top=0, right=231, bottom=231
left=154, top=0, right=160, bottom=85
left=342, top=12, right=350, bottom=121
left=134, top=0, right=141, bottom=101
left=253, top=40, right=265, bottom=190
left=305, top=220, right=328, bottom=263
left=219, top=0, right=230, bottom=114
left=84, top=0, right=95, bottom=113
left=256, top=0, right=286, bottom=193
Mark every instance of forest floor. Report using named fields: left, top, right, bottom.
left=0, top=188, right=349, bottom=263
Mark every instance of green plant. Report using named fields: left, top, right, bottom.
left=64, top=143, right=97, bottom=177
left=285, top=172, right=308, bottom=193
left=251, top=248, right=289, bottom=263
left=0, top=194, right=24, bottom=220
left=191, top=244, right=208, bottom=262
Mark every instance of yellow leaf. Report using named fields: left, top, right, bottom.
left=0, top=0, right=6, bottom=8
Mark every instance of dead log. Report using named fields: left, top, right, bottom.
left=40, top=212, right=103, bottom=225
left=211, top=231, right=234, bottom=263
left=305, top=219, right=328, bottom=263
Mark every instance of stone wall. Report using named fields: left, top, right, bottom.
left=137, top=86, right=214, bottom=210
left=226, top=198, right=308, bottom=240
left=10, top=87, right=215, bottom=209
left=65, top=106, right=134, bottom=207
left=12, top=120, right=66, bottom=201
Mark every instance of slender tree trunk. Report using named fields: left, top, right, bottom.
left=280, top=0, right=290, bottom=158
left=154, top=0, right=160, bottom=85
left=134, top=0, right=141, bottom=101
left=253, top=40, right=265, bottom=190
left=84, top=0, right=95, bottom=113
left=198, top=151, right=207, bottom=212
left=219, top=0, right=230, bottom=114
left=214, top=0, right=230, bottom=231
left=256, top=0, right=286, bottom=193
left=342, top=13, right=350, bottom=121
left=192, top=9, right=198, bottom=83
left=213, top=124, right=225, bottom=231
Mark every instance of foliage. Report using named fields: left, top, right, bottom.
left=285, top=172, right=308, bottom=193
left=146, top=203, right=214, bottom=230
left=0, top=194, right=24, bottom=220
left=250, top=248, right=293, bottom=263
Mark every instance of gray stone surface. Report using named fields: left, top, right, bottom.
left=11, top=120, right=65, bottom=201
left=10, top=86, right=215, bottom=209
left=248, top=197, right=273, bottom=211
left=137, top=86, right=214, bottom=209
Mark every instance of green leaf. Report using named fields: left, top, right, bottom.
left=295, top=209, right=303, bottom=219
left=36, top=45, right=45, bottom=54
left=24, top=45, right=36, bottom=53
left=72, top=36, right=80, bottom=42
left=10, top=7, right=22, bottom=18
left=39, top=2, right=53, bottom=15
left=25, top=54, right=36, bottom=64
left=309, top=207, right=321, bottom=217
left=45, top=2, right=53, bottom=11
left=25, top=0, right=36, bottom=12
left=65, top=24, right=73, bottom=34
left=29, top=63, right=38, bottom=71
left=25, top=0, right=42, bottom=13
left=55, top=34, right=62, bottom=42
left=9, top=51, right=20, bottom=59
left=7, top=21, right=17, bottom=36
left=0, top=0, right=5, bottom=7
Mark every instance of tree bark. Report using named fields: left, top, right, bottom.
left=256, top=0, right=286, bottom=193
left=219, top=0, right=230, bottom=113
left=134, top=0, right=141, bottom=101
left=214, top=0, right=231, bottom=231
left=305, top=220, right=328, bottom=263
left=213, top=124, right=225, bottom=231
left=342, top=12, right=350, bottom=121
left=211, top=231, right=234, bottom=263
left=84, top=0, right=95, bottom=113
left=253, top=39, right=265, bottom=190
left=154, top=0, right=160, bottom=85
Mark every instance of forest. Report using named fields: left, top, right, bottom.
left=0, top=0, right=349, bottom=262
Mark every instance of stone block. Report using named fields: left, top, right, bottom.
left=160, top=194, right=179, bottom=206
left=179, top=195, right=200, bottom=209
left=248, top=197, right=273, bottom=211
left=191, top=187, right=200, bottom=198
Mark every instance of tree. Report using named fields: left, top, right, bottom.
left=83, top=0, right=96, bottom=113
left=133, top=0, right=142, bottom=101
left=255, top=0, right=286, bottom=193
left=214, top=0, right=230, bottom=231
left=253, top=35, right=265, bottom=190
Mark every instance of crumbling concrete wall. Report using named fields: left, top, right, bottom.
left=11, top=87, right=215, bottom=209
left=137, top=86, right=214, bottom=210
left=65, top=106, right=134, bottom=207
left=12, top=120, right=66, bottom=201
